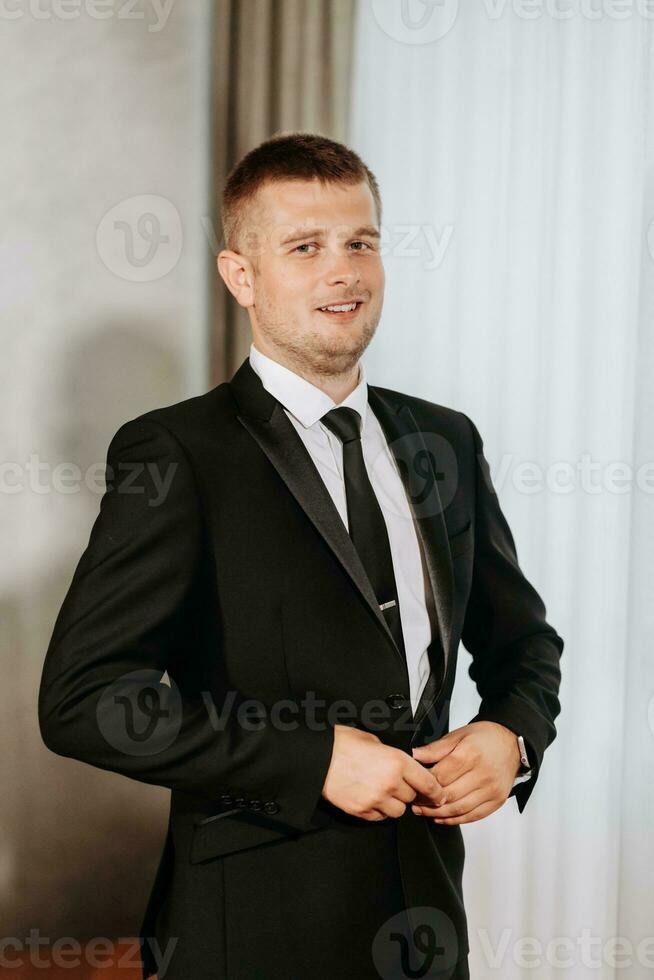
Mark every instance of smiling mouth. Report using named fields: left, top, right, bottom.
left=316, top=302, right=363, bottom=318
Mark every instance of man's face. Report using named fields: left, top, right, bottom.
left=225, top=178, right=385, bottom=378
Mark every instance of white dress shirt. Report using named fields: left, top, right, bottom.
left=248, top=342, right=433, bottom=713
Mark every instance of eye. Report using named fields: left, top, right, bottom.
left=293, top=240, right=374, bottom=255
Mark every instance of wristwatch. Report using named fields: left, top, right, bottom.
left=513, top=734, right=532, bottom=785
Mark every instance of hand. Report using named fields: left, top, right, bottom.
left=321, top=724, right=445, bottom=821
left=410, top=721, right=522, bottom=825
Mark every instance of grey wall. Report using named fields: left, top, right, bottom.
left=0, top=0, right=212, bottom=941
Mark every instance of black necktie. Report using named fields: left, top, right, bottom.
left=321, top=406, right=406, bottom=661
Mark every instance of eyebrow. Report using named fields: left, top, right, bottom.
left=280, top=225, right=381, bottom=246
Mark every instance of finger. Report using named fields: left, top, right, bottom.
left=410, top=776, right=448, bottom=808
left=394, top=779, right=427, bottom=805
left=431, top=798, right=500, bottom=825
left=405, top=757, right=445, bottom=798
left=411, top=732, right=463, bottom=765
left=383, top=796, right=409, bottom=819
left=412, top=769, right=482, bottom=810
left=412, top=786, right=488, bottom=819
left=359, top=808, right=388, bottom=821
left=430, top=746, right=477, bottom=788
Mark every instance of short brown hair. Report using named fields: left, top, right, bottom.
left=221, top=131, right=382, bottom=253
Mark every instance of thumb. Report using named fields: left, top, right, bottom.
left=412, top=731, right=463, bottom=764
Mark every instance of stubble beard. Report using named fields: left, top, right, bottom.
left=255, top=300, right=380, bottom=381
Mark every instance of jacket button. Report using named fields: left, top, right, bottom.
left=386, top=693, right=408, bottom=710
left=234, top=797, right=248, bottom=808
left=263, top=801, right=279, bottom=814
left=248, top=799, right=262, bottom=810
left=219, top=793, right=234, bottom=807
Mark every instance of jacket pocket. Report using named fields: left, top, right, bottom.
left=189, top=808, right=321, bottom=864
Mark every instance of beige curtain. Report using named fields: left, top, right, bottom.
left=210, top=0, right=357, bottom=383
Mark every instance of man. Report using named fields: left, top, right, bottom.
left=39, top=132, right=563, bottom=980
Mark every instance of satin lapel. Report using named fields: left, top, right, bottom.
left=367, top=386, right=455, bottom=726
left=229, top=359, right=402, bottom=667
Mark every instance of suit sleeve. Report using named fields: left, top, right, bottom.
left=38, top=417, right=335, bottom=834
left=460, top=414, right=563, bottom=813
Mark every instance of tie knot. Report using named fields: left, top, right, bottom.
left=321, top=406, right=362, bottom=444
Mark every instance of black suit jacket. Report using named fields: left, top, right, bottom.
left=38, top=356, right=563, bottom=980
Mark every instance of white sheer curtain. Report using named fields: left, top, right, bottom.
left=350, top=4, right=653, bottom=978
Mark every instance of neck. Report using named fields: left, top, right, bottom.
left=303, top=366, right=361, bottom=405
left=252, top=339, right=361, bottom=404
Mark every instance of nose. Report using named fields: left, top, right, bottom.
left=323, top=254, right=361, bottom=292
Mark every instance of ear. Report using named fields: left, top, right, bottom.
left=217, top=250, right=255, bottom=309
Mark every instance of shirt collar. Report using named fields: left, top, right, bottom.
left=248, top=342, right=369, bottom=430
